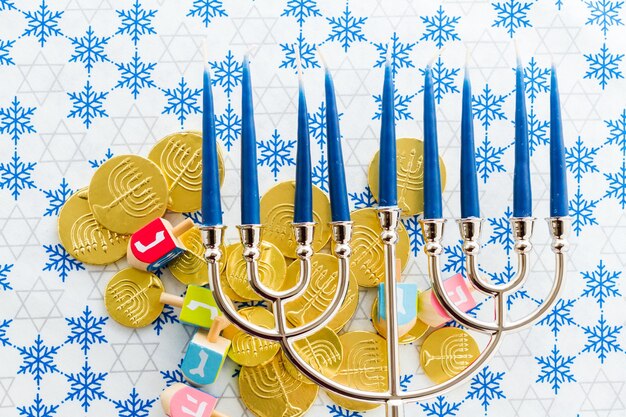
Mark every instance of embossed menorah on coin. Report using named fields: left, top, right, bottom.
left=198, top=205, right=570, bottom=417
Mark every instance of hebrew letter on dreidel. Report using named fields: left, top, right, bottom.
left=161, top=383, right=223, bottom=417
left=181, top=317, right=231, bottom=386
left=127, top=218, right=193, bottom=271
left=190, top=350, right=209, bottom=377
left=134, top=231, right=166, bottom=253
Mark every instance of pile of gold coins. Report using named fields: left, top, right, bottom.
left=57, top=134, right=480, bottom=417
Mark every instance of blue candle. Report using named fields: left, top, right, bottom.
left=550, top=66, right=569, bottom=217
left=294, top=76, right=313, bottom=223
left=423, top=66, right=443, bottom=219
left=378, top=59, right=397, bottom=207
left=201, top=63, right=223, bottom=226
left=324, top=67, right=350, bottom=222
left=241, top=56, right=260, bottom=225
left=460, top=66, right=480, bottom=218
left=513, top=58, right=532, bottom=218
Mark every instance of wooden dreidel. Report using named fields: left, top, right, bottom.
left=182, top=316, right=231, bottom=386
left=161, top=383, right=229, bottom=417
left=418, top=273, right=477, bottom=328
left=375, top=259, right=418, bottom=338
left=104, top=269, right=222, bottom=328
left=127, top=218, right=194, bottom=272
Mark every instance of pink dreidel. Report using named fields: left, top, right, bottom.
left=161, top=383, right=229, bottom=417
left=418, top=273, right=477, bottom=328
left=127, top=218, right=194, bottom=271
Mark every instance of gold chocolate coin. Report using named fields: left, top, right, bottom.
left=260, top=181, right=331, bottom=258
left=148, top=131, right=224, bottom=212
left=282, top=327, right=343, bottom=384
left=104, top=268, right=164, bottom=328
left=240, top=354, right=318, bottom=417
left=346, top=208, right=410, bottom=287
left=284, top=254, right=359, bottom=332
left=89, top=155, right=168, bottom=234
left=167, top=226, right=226, bottom=286
left=218, top=244, right=250, bottom=302
left=326, top=331, right=388, bottom=412
left=371, top=298, right=429, bottom=344
left=225, top=241, right=288, bottom=301
left=368, top=138, right=447, bottom=216
left=420, top=327, right=480, bottom=384
left=228, top=307, right=280, bottom=367
left=58, top=188, right=129, bottom=265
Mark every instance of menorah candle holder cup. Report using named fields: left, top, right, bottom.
left=200, top=211, right=570, bottom=417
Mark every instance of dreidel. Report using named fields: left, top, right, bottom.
left=376, top=259, right=418, bottom=338
left=418, top=273, right=477, bottom=328
left=182, top=316, right=231, bottom=386
left=161, top=382, right=229, bottom=417
left=127, top=218, right=194, bottom=272
left=161, top=284, right=222, bottom=329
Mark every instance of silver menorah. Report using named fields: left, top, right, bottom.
left=199, top=205, right=570, bottom=417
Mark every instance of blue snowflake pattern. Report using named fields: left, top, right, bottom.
left=486, top=207, right=513, bottom=254
left=585, top=0, right=624, bottom=36
left=67, top=81, right=109, bottom=128
left=373, top=88, right=414, bottom=120
left=605, top=109, right=626, bottom=152
left=420, top=5, right=461, bottom=49
left=152, top=304, right=179, bottom=335
left=492, top=0, right=533, bottom=37
left=17, top=394, right=59, bottom=417
left=88, top=148, right=113, bottom=169
left=282, top=0, right=321, bottom=25
left=473, top=84, right=508, bottom=128
left=565, top=136, right=599, bottom=181
left=116, top=0, right=156, bottom=44
left=0, top=39, right=15, bottom=66
left=162, top=77, right=201, bottom=128
left=0, top=151, right=37, bottom=200
left=466, top=366, right=506, bottom=412
left=420, top=396, right=462, bottom=417
left=569, top=188, right=599, bottom=235
left=325, top=4, right=367, bottom=52
left=187, top=0, right=227, bottom=27
left=160, top=360, right=185, bottom=386
left=475, top=137, right=507, bottom=183
left=443, top=240, right=466, bottom=276
left=373, top=32, right=415, bottom=75
left=22, top=0, right=64, bottom=46
left=308, top=102, right=342, bottom=149
left=538, top=298, right=576, bottom=336
left=582, top=315, right=623, bottom=363
left=580, top=260, right=621, bottom=307
left=258, top=129, right=296, bottom=179
left=115, top=51, right=156, bottom=99
left=312, top=154, right=328, bottom=192
left=419, top=58, right=460, bottom=104
left=43, top=243, right=85, bottom=282
left=0, top=319, right=11, bottom=346
left=604, top=161, right=626, bottom=208
left=112, top=389, right=156, bottom=417
left=69, top=27, right=110, bottom=73
left=400, top=374, right=413, bottom=392
left=0, top=263, right=12, bottom=291
left=523, top=57, right=550, bottom=101
left=584, top=43, right=624, bottom=89
left=280, top=33, right=319, bottom=70
left=234, top=300, right=268, bottom=309
left=0, top=0, right=14, bottom=11
left=65, top=306, right=108, bottom=355
left=326, top=405, right=363, bottom=417
left=64, top=361, right=107, bottom=411
left=348, top=186, right=376, bottom=209
left=43, top=178, right=73, bottom=217
left=210, top=51, right=243, bottom=96
left=215, top=102, right=241, bottom=151
left=527, top=109, right=549, bottom=153
left=17, top=335, right=59, bottom=383
left=488, top=259, right=530, bottom=310
left=403, top=215, right=424, bottom=257
left=556, top=0, right=563, bottom=9
left=535, top=345, right=576, bottom=394
left=0, top=96, right=36, bottom=144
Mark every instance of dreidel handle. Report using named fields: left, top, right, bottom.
left=159, top=292, right=184, bottom=308
left=211, top=410, right=230, bottom=417
left=395, top=258, right=402, bottom=282
left=172, top=218, right=194, bottom=237
left=207, top=316, right=230, bottom=343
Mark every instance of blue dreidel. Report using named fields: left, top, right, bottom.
left=376, top=259, right=418, bottom=338
left=182, top=316, right=231, bottom=386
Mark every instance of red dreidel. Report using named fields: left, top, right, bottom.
left=127, top=218, right=194, bottom=271
left=182, top=316, right=231, bottom=386
left=418, top=273, right=477, bottom=328
left=161, top=383, right=229, bottom=417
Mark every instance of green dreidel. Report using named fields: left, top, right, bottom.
left=159, top=285, right=222, bottom=329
